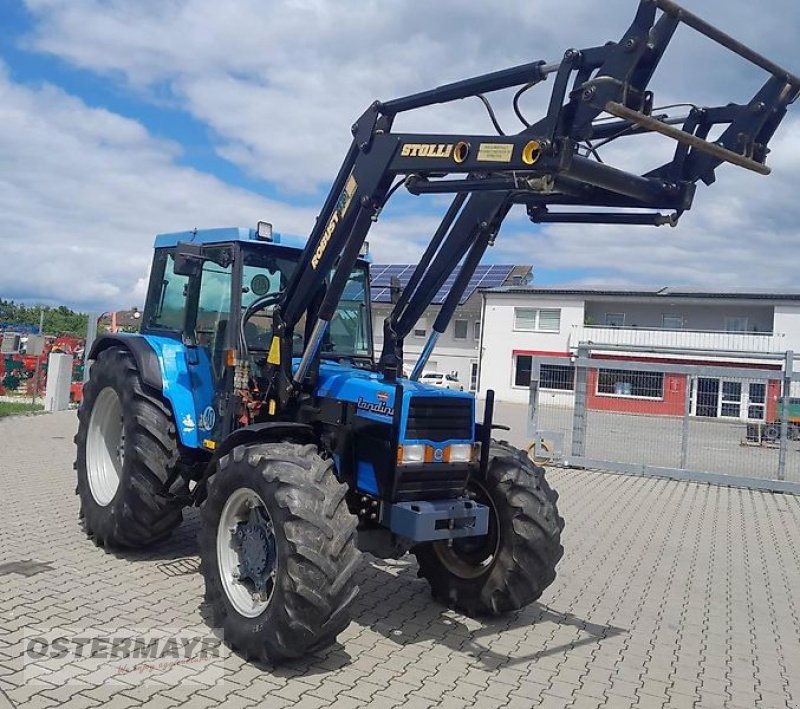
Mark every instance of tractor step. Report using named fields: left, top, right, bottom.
left=387, top=499, right=489, bottom=543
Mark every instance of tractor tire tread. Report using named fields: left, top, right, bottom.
left=198, top=441, right=360, bottom=662
left=75, top=347, right=183, bottom=549
left=414, top=439, right=563, bottom=617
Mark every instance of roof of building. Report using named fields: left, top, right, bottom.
left=484, top=285, right=800, bottom=301
left=370, top=265, right=531, bottom=306
left=98, top=310, right=142, bottom=330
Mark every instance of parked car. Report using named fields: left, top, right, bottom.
left=420, top=371, right=464, bottom=391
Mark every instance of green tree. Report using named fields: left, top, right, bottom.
left=0, top=299, right=88, bottom=336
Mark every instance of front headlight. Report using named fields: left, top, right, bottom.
left=397, top=444, right=426, bottom=465
left=446, top=443, right=474, bottom=463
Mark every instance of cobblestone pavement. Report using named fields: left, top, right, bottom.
left=1, top=411, right=799, bottom=709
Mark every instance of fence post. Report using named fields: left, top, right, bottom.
left=680, top=374, right=691, bottom=469
left=31, top=310, right=44, bottom=407
left=571, top=345, right=589, bottom=458
left=778, top=350, right=793, bottom=481
left=527, top=360, right=540, bottom=439
left=83, top=313, right=99, bottom=384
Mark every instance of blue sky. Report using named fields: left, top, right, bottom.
left=1, top=0, right=799, bottom=310
left=1, top=2, right=319, bottom=202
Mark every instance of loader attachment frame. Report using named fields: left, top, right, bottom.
left=259, top=0, right=798, bottom=414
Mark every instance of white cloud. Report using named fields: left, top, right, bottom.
left=491, top=116, right=800, bottom=288
left=22, top=0, right=799, bottom=192
left=0, top=63, right=317, bottom=310
left=2, top=0, right=799, bottom=311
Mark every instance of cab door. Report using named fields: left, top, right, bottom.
left=183, top=246, right=236, bottom=443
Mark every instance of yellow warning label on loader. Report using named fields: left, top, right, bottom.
left=267, top=336, right=281, bottom=365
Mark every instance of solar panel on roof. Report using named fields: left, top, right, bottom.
left=369, top=264, right=517, bottom=305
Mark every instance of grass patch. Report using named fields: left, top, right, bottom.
left=0, top=401, right=44, bottom=417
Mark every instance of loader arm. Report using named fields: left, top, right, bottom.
left=264, top=0, right=799, bottom=412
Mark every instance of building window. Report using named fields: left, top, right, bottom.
left=514, top=308, right=561, bottom=332
left=514, top=355, right=533, bottom=387
left=473, top=321, right=481, bottom=341
left=413, top=327, right=426, bottom=338
left=662, top=314, right=684, bottom=330
left=470, top=362, right=478, bottom=391
left=748, top=382, right=766, bottom=420
left=720, top=381, right=742, bottom=417
left=605, top=313, right=625, bottom=327
left=597, top=369, right=664, bottom=399
left=724, top=316, right=748, bottom=332
left=541, top=364, right=575, bottom=391
left=453, top=320, right=468, bottom=340
left=513, top=356, right=574, bottom=390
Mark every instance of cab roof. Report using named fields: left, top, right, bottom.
left=153, top=227, right=305, bottom=250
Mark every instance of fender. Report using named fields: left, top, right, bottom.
left=192, top=421, right=316, bottom=504
left=216, top=421, right=316, bottom=460
left=88, top=334, right=163, bottom=391
left=88, top=333, right=213, bottom=450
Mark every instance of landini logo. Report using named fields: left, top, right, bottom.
left=357, top=395, right=393, bottom=418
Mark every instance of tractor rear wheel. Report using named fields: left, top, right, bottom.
left=414, top=440, right=564, bottom=616
left=198, top=442, right=360, bottom=662
left=75, top=347, right=183, bottom=548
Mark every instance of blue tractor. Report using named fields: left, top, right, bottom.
left=75, top=0, right=798, bottom=662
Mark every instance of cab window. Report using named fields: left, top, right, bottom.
left=326, top=268, right=372, bottom=358
left=144, top=251, right=189, bottom=333
left=193, top=249, right=233, bottom=360
left=240, top=248, right=298, bottom=351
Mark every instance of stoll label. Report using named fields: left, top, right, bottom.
left=399, top=143, right=454, bottom=158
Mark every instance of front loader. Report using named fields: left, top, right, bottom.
left=75, top=0, right=798, bottom=662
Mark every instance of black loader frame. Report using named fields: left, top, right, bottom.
left=260, top=0, right=798, bottom=422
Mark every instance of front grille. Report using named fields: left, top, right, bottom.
left=405, top=396, right=473, bottom=442
left=394, top=465, right=470, bottom=501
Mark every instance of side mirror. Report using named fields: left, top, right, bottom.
left=173, top=242, right=204, bottom=277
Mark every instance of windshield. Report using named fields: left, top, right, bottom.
left=241, top=249, right=299, bottom=351
left=324, top=267, right=372, bottom=358
left=242, top=246, right=372, bottom=360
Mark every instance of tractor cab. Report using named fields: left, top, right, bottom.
left=137, top=226, right=376, bottom=444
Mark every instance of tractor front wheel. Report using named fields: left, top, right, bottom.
left=414, top=440, right=564, bottom=616
left=75, top=347, right=184, bottom=548
left=198, top=442, right=360, bottom=662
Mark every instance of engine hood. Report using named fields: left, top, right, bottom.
left=313, top=361, right=473, bottom=424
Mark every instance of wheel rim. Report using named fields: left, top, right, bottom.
left=432, top=479, right=501, bottom=580
left=86, top=386, right=124, bottom=507
left=216, top=488, right=277, bottom=618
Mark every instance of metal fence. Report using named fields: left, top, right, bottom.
left=527, top=346, right=800, bottom=494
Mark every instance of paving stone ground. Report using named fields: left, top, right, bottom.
left=1, top=411, right=799, bottom=709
